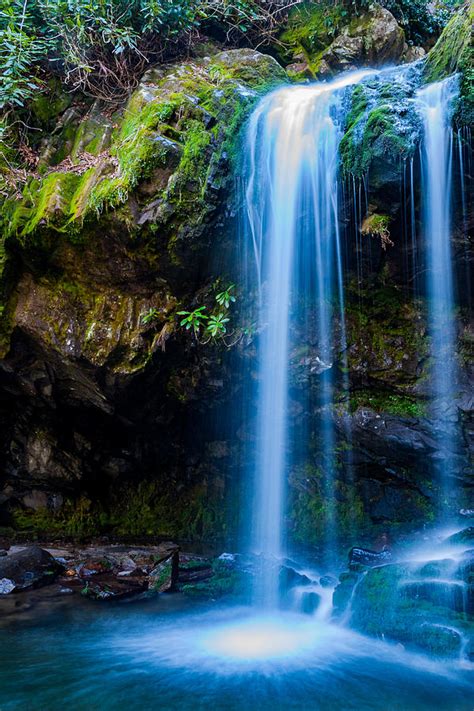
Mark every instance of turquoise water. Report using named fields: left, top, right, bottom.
left=1, top=596, right=472, bottom=710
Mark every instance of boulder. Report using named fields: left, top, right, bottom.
left=319, top=5, right=405, bottom=76
left=348, top=561, right=473, bottom=657
left=0, top=546, right=63, bottom=592
left=300, top=591, right=321, bottom=615
left=402, top=45, right=426, bottom=63
left=279, top=564, right=313, bottom=594
left=319, top=36, right=364, bottom=75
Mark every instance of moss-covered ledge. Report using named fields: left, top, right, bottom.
left=1, top=49, right=287, bottom=247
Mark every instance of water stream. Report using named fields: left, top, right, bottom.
left=245, top=70, right=376, bottom=606
left=417, top=76, right=461, bottom=513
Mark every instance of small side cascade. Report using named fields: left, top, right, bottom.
left=416, top=76, right=461, bottom=515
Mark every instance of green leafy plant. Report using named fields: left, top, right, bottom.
left=0, top=0, right=297, bottom=106
left=206, top=312, right=229, bottom=337
left=216, top=284, right=236, bottom=309
left=177, top=305, right=208, bottom=333
left=141, top=307, right=159, bottom=325
left=0, top=0, right=50, bottom=109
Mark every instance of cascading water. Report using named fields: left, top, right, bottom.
left=417, top=76, right=461, bottom=514
left=244, top=71, right=375, bottom=608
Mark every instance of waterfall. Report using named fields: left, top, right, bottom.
left=244, top=71, right=374, bottom=608
left=417, top=76, right=460, bottom=514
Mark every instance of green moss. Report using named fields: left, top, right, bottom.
left=350, top=390, right=426, bottom=418
left=12, top=496, right=102, bottom=538
left=181, top=559, right=248, bottom=599
left=424, top=5, right=472, bottom=82
left=279, top=2, right=345, bottom=75
left=176, top=119, right=212, bottom=187
left=350, top=562, right=472, bottom=656
left=9, top=172, right=81, bottom=239
left=150, top=559, right=174, bottom=591
left=3, top=51, right=285, bottom=258
left=345, top=283, right=428, bottom=382
left=11, top=478, right=229, bottom=543
left=108, top=480, right=227, bottom=541
left=288, top=463, right=366, bottom=547
left=361, top=213, right=390, bottom=235
left=341, top=102, right=412, bottom=177
left=209, top=51, right=287, bottom=91
left=88, top=100, right=175, bottom=213
left=30, top=79, right=72, bottom=125
left=423, top=4, right=473, bottom=126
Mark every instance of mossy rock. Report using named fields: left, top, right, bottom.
left=423, top=4, right=473, bottom=126
left=350, top=561, right=473, bottom=656
left=279, top=2, right=405, bottom=79
left=181, top=558, right=250, bottom=599
left=339, top=65, right=422, bottom=182
left=278, top=1, right=347, bottom=77
left=2, top=49, right=287, bottom=245
left=0, top=48, right=287, bottom=369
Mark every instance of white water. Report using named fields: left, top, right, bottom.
left=417, top=76, right=460, bottom=514
left=244, top=70, right=375, bottom=607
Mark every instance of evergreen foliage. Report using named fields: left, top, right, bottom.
left=0, top=0, right=296, bottom=107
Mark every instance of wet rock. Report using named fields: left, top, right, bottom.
left=178, top=560, right=213, bottom=584
left=218, top=552, right=236, bottom=563
left=320, top=575, right=337, bottom=588
left=415, top=623, right=463, bottom=657
left=0, top=546, right=63, bottom=591
left=319, top=36, right=364, bottom=75
left=0, top=578, right=16, bottom=595
left=402, top=45, right=425, bottom=63
left=279, top=565, right=312, bottom=594
left=349, top=546, right=392, bottom=569
left=149, top=550, right=179, bottom=593
left=81, top=573, right=149, bottom=601
left=401, top=580, right=466, bottom=613
left=300, top=591, right=321, bottom=615
left=445, top=527, right=474, bottom=546
left=180, top=556, right=249, bottom=600
left=348, top=560, right=473, bottom=657
left=332, top=571, right=360, bottom=617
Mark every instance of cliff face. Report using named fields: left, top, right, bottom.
left=0, top=5, right=472, bottom=545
